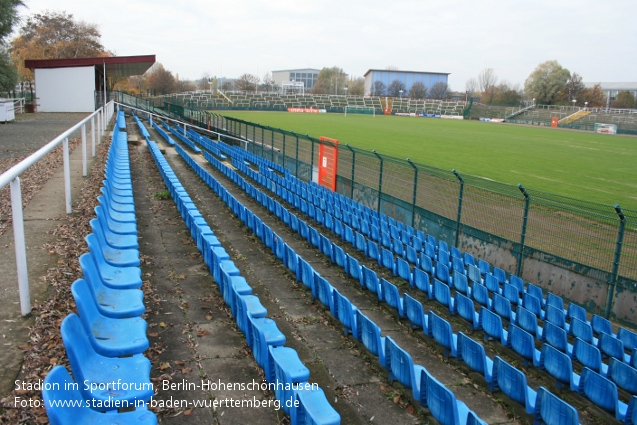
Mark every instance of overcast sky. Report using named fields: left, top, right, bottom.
left=15, top=0, right=637, bottom=90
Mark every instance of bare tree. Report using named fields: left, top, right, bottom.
left=430, top=82, right=449, bottom=99
left=465, top=78, right=478, bottom=98
left=388, top=79, right=406, bottom=97
left=371, top=81, right=386, bottom=96
left=409, top=82, right=427, bottom=99
left=477, top=68, right=498, bottom=93
left=236, top=73, right=260, bottom=92
left=262, top=72, right=276, bottom=92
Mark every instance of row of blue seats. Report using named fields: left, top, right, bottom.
left=150, top=120, right=175, bottom=146
left=43, top=112, right=157, bottom=424
left=162, top=121, right=201, bottom=153
left=148, top=139, right=340, bottom=425
left=174, top=140, right=496, bottom=425
left=224, top=145, right=637, bottom=380
left=193, top=139, right=637, bottom=423
left=221, top=140, right=637, bottom=416
left=180, top=137, right=600, bottom=423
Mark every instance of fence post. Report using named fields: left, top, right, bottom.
left=345, top=144, right=356, bottom=199
left=295, top=136, right=299, bottom=179
left=81, top=124, right=87, bottom=176
left=516, top=184, right=531, bottom=277
left=372, top=150, right=383, bottom=213
left=10, top=177, right=30, bottom=316
left=91, top=116, right=96, bottom=157
left=605, top=204, right=626, bottom=318
left=282, top=133, right=286, bottom=169
left=270, top=130, right=274, bottom=162
left=63, top=137, right=72, bottom=214
left=407, top=159, right=418, bottom=229
left=452, top=169, right=464, bottom=248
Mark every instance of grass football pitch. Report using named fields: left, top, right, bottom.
left=220, top=111, right=637, bottom=211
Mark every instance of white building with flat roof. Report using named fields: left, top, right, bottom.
left=271, top=69, right=321, bottom=91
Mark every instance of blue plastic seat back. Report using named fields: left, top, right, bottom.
left=380, top=231, right=391, bottom=249
left=355, top=232, right=367, bottom=254
left=355, top=311, right=386, bottom=367
left=434, top=279, right=452, bottom=308
left=478, top=259, right=490, bottom=276
left=571, top=317, right=593, bottom=343
left=467, top=264, right=481, bottom=284
left=438, top=240, right=449, bottom=255
left=451, top=256, right=465, bottom=275
left=484, top=273, right=499, bottom=293
left=492, top=357, right=533, bottom=410
left=299, top=259, right=314, bottom=290
left=333, top=289, right=357, bottom=336
left=455, top=293, right=477, bottom=324
left=540, top=344, right=574, bottom=387
left=346, top=254, right=362, bottom=283
left=463, top=252, right=476, bottom=267
left=508, top=324, right=536, bottom=364
left=413, top=268, right=431, bottom=296
left=333, top=244, right=346, bottom=268
left=458, top=332, right=491, bottom=377
left=317, top=276, right=334, bottom=310
left=608, top=357, right=637, bottom=394
left=343, top=225, right=354, bottom=245
left=547, top=293, right=564, bottom=312
left=424, top=242, right=436, bottom=261
left=361, top=266, right=381, bottom=298
left=502, top=283, right=520, bottom=305
left=320, top=234, right=332, bottom=259
left=573, top=338, right=602, bottom=373
left=493, top=267, right=507, bottom=285
left=392, top=238, right=404, bottom=257
left=435, top=261, right=451, bottom=285
left=429, top=311, right=456, bottom=356
left=545, top=305, right=566, bottom=329
left=438, top=249, right=450, bottom=268
left=367, top=240, right=380, bottom=262
left=309, top=226, right=320, bottom=248
left=618, top=328, right=637, bottom=352
left=381, top=279, right=403, bottom=315
left=493, top=293, right=512, bottom=321
left=426, top=234, right=436, bottom=247
left=516, top=306, right=539, bottom=337
left=544, top=322, right=568, bottom=353
left=290, top=387, right=340, bottom=425
left=534, top=386, right=579, bottom=425
left=579, top=367, right=619, bottom=413
left=567, top=302, right=587, bottom=322
left=599, top=332, right=625, bottom=360
left=380, top=248, right=394, bottom=271
left=425, top=374, right=462, bottom=425
left=419, top=254, right=434, bottom=275
left=406, top=245, right=418, bottom=265
left=450, top=246, right=462, bottom=259
left=522, top=293, right=542, bottom=317
left=411, top=236, right=423, bottom=253
left=370, top=224, right=380, bottom=242
left=285, top=244, right=298, bottom=275
left=386, top=336, right=414, bottom=388
left=592, top=314, right=613, bottom=336
left=396, top=258, right=412, bottom=283
left=472, top=283, right=490, bottom=308
left=404, top=293, right=425, bottom=330
left=452, top=271, right=469, bottom=295
left=480, top=307, right=503, bottom=341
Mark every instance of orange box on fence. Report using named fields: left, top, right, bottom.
left=551, top=117, right=559, bottom=128
left=318, top=136, right=339, bottom=192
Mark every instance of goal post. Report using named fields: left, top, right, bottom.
left=344, top=105, right=375, bottom=117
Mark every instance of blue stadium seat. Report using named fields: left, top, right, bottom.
left=71, top=279, right=148, bottom=357
left=457, top=332, right=493, bottom=382
left=507, top=324, right=540, bottom=367
left=607, top=357, right=637, bottom=395
left=43, top=366, right=157, bottom=425
left=467, top=264, right=482, bottom=285
left=290, top=387, right=340, bottom=425
left=355, top=232, right=367, bottom=255
left=355, top=310, right=387, bottom=368
left=452, top=270, right=469, bottom=295
left=542, top=321, right=572, bottom=355
left=454, top=293, right=479, bottom=329
left=248, top=316, right=286, bottom=382
left=379, top=248, right=394, bottom=271
left=404, top=293, right=427, bottom=331
left=492, top=293, right=515, bottom=323
left=484, top=273, right=500, bottom=294
left=570, top=317, right=594, bottom=343
left=526, top=283, right=545, bottom=308
left=578, top=367, right=628, bottom=421
left=514, top=305, right=542, bottom=338
left=472, top=283, right=491, bottom=309
left=538, top=343, right=579, bottom=390
left=367, top=240, right=380, bottom=262
left=316, top=275, right=335, bottom=312
left=333, top=289, right=358, bottom=336
left=361, top=266, right=382, bottom=299
left=490, top=356, right=537, bottom=414
left=385, top=336, right=425, bottom=402
left=533, top=386, right=579, bottom=425
left=598, top=332, right=629, bottom=363
left=333, top=244, right=346, bottom=268
left=522, top=292, right=544, bottom=319
left=436, top=261, right=452, bottom=286
left=419, top=253, right=434, bottom=276
left=592, top=314, right=614, bottom=337
left=429, top=311, right=458, bottom=358
left=346, top=254, right=363, bottom=285
left=434, top=279, right=455, bottom=313
left=268, top=346, right=310, bottom=413
left=413, top=268, right=433, bottom=299
left=479, top=307, right=507, bottom=344
left=395, top=257, right=412, bottom=284
left=423, top=372, right=477, bottom=425
left=618, top=327, right=637, bottom=353
left=381, top=279, right=405, bottom=317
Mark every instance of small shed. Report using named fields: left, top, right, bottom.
left=25, top=55, right=155, bottom=112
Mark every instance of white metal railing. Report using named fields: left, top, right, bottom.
left=0, top=101, right=115, bottom=316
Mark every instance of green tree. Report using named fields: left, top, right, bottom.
left=11, top=10, right=108, bottom=81
left=492, top=82, right=523, bottom=105
left=611, top=91, right=636, bottom=109
left=409, top=82, right=427, bottom=99
left=580, top=83, right=606, bottom=108
left=0, top=0, right=24, bottom=93
left=524, top=60, right=570, bottom=105
left=313, top=66, right=346, bottom=95
left=388, top=79, right=406, bottom=97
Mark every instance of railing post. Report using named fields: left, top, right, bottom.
left=516, top=184, right=531, bottom=277
left=96, top=110, right=101, bottom=142
left=63, top=137, right=72, bottom=214
left=345, top=144, right=356, bottom=199
left=372, top=150, right=383, bottom=213
left=282, top=133, right=286, bottom=169
left=605, top=204, right=626, bottom=318
left=91, top=116, right=96, bottom=157
left=407, top=159, right=418, bottom=229
left=81, top=124, right=87, bottom=176
left=452, top=169, right=464, bottom=248
left=11, top=177, right=30, bottom=316
left=295, top=136, right=299, bottom=179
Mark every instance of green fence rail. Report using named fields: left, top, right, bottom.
left=115, top=93, right=637, bottom=319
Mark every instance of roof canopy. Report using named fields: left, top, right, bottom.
left=25, top=55, right=156, bottom=77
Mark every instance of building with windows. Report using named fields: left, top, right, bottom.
left=271, top=69, right=320, bottom=92
left=583, top=82, right=637, bottom=107
left=364, top=69, right=450, bottom=96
